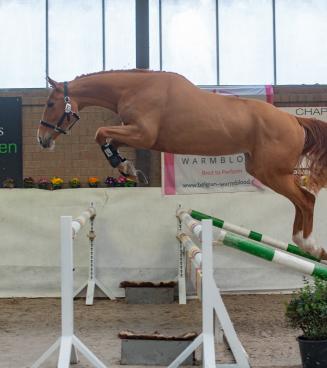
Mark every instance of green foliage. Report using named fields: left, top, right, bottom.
left=69, top=177, right=81, bottom=188
left=23, top=177, right=35, bottom=188
left=285, top=277, right=327, bottom=340
left=2, top=177, right=15, bottom=188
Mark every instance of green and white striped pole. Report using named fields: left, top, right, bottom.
left=177, top=209, right=327, bottom=280
left=190, top=209, right=321, bottom=263
left=218, top=230, right=327, bottom=280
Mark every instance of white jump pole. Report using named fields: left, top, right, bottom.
left=32, top=208, right=108, bottom=368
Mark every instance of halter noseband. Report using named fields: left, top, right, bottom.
left=40, top=81, right=80, bottom=135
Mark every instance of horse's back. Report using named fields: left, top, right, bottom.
left=139, top=72, right=304, bottom=160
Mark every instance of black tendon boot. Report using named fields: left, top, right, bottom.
left=101, top=143, right=126, bottom=168
left=101, top=143, right=139, bottom=181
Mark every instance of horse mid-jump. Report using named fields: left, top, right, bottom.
left=37, top=70, right=327, bottom=261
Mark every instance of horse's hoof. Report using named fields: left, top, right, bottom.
left=319, top=248, right=327, bottom=263
left=121, top=173, right=138, bottom=182
left=118, top=160, right=137, bottom=177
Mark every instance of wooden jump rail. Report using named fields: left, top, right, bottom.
left=32, top=205, right=108, bottom=368
left=178, top=209, right=327, bottom=281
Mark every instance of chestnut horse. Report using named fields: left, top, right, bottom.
left=37, top=70, right=327, bottom=261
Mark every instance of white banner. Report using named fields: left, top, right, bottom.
left=280, top=106, right=327, bottom=121
left=163, top=153, right=261, bottom=195
left=162, top=86, right=273, bottom=195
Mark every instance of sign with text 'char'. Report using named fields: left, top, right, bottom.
left=0, top=97, right=22, bottom=187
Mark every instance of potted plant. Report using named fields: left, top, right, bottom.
left=104, top=176, right=117, bottom=187
left=115, top=175, right=127, bottom=187
left=2, top=177, right=15, bottom=188
left=69, top=177, right=81, bottom=188
left=50, top=176, right=64, bottom=190
left=38, top=177, right=52, bottom=190
left=285, top=277, right=327, bottom=368
left=88, top=177, right=100, bottom=188
left=23, top=176, right=35, bottom=188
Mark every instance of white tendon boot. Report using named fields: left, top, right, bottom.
left=292, top=231, right=304, bottom=247
left=118, top=160, right=138, bottom=180
left=301, top=234, right=327, bottom=263
left=118, top=160, right=149, bottom=184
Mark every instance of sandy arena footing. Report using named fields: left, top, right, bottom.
left=0, top=295, right=301, bottom=368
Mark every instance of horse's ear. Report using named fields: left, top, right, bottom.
left=47, top=76, right=59, bottom=89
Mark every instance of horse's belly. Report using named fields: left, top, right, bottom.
left=155, top=128, right=248, bottom=156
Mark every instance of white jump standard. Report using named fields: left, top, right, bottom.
left=32, top=206, right=108, bottom=368
left=174, top=207, right=327, bottom=367
left=178, top=233, right=202, bottom=299
left=171, top=214, right=250, bottom=368
left=73, top=205, right=115, bottom=305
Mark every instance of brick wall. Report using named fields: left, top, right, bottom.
left=0, top=89, right=150, bottom=187
left=274, top=85, right=327, bottom=107
left=1, top=86, right=327, bottom=188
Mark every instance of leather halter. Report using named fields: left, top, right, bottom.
left=40, top=81, right=80, bottom=135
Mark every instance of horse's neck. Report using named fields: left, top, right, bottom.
left=70, top=72, right=148, bottom=111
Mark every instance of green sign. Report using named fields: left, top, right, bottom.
left=0, top=97, right=22, bottom=187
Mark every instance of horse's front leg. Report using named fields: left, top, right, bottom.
left=100, top=138, right=138, bottom=179
left=95, top=124, right=154, bottom=180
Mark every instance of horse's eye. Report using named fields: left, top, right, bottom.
left=47, top=102, right=54, bottom=108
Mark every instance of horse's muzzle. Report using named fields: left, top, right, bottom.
left=37, top=134, right=55, bottom=150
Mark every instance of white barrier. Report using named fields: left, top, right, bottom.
left=32, top=206, right=108, bottom=368
left=170, top=216, right=250, bottom=368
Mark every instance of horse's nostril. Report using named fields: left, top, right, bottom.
left=38, top=136, right=45, bottom=147
left=38, top=136, right=47, bottom=148
left=39, top=136, right=54, bottom=149
left=43, top=140, right=50, bottom=148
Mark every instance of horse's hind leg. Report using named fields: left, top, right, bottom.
left=292, top=205, right=304, bottom=246
left=245, top=154, right=314, bottom=255
left=259, top=174, right=326, bottom=259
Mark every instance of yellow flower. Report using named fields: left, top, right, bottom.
left=51, top=177, right=64, bottom=185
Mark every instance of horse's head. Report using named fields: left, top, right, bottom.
left=37, top=77, right=80, bottom=149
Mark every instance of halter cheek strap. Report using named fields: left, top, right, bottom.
left=40, top=81, right=80, bottom=135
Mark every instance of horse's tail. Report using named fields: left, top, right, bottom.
left=297, top=116, right=327, bottom=189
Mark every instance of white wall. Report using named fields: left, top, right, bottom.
left=1, top=187, right=327, bottom=297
